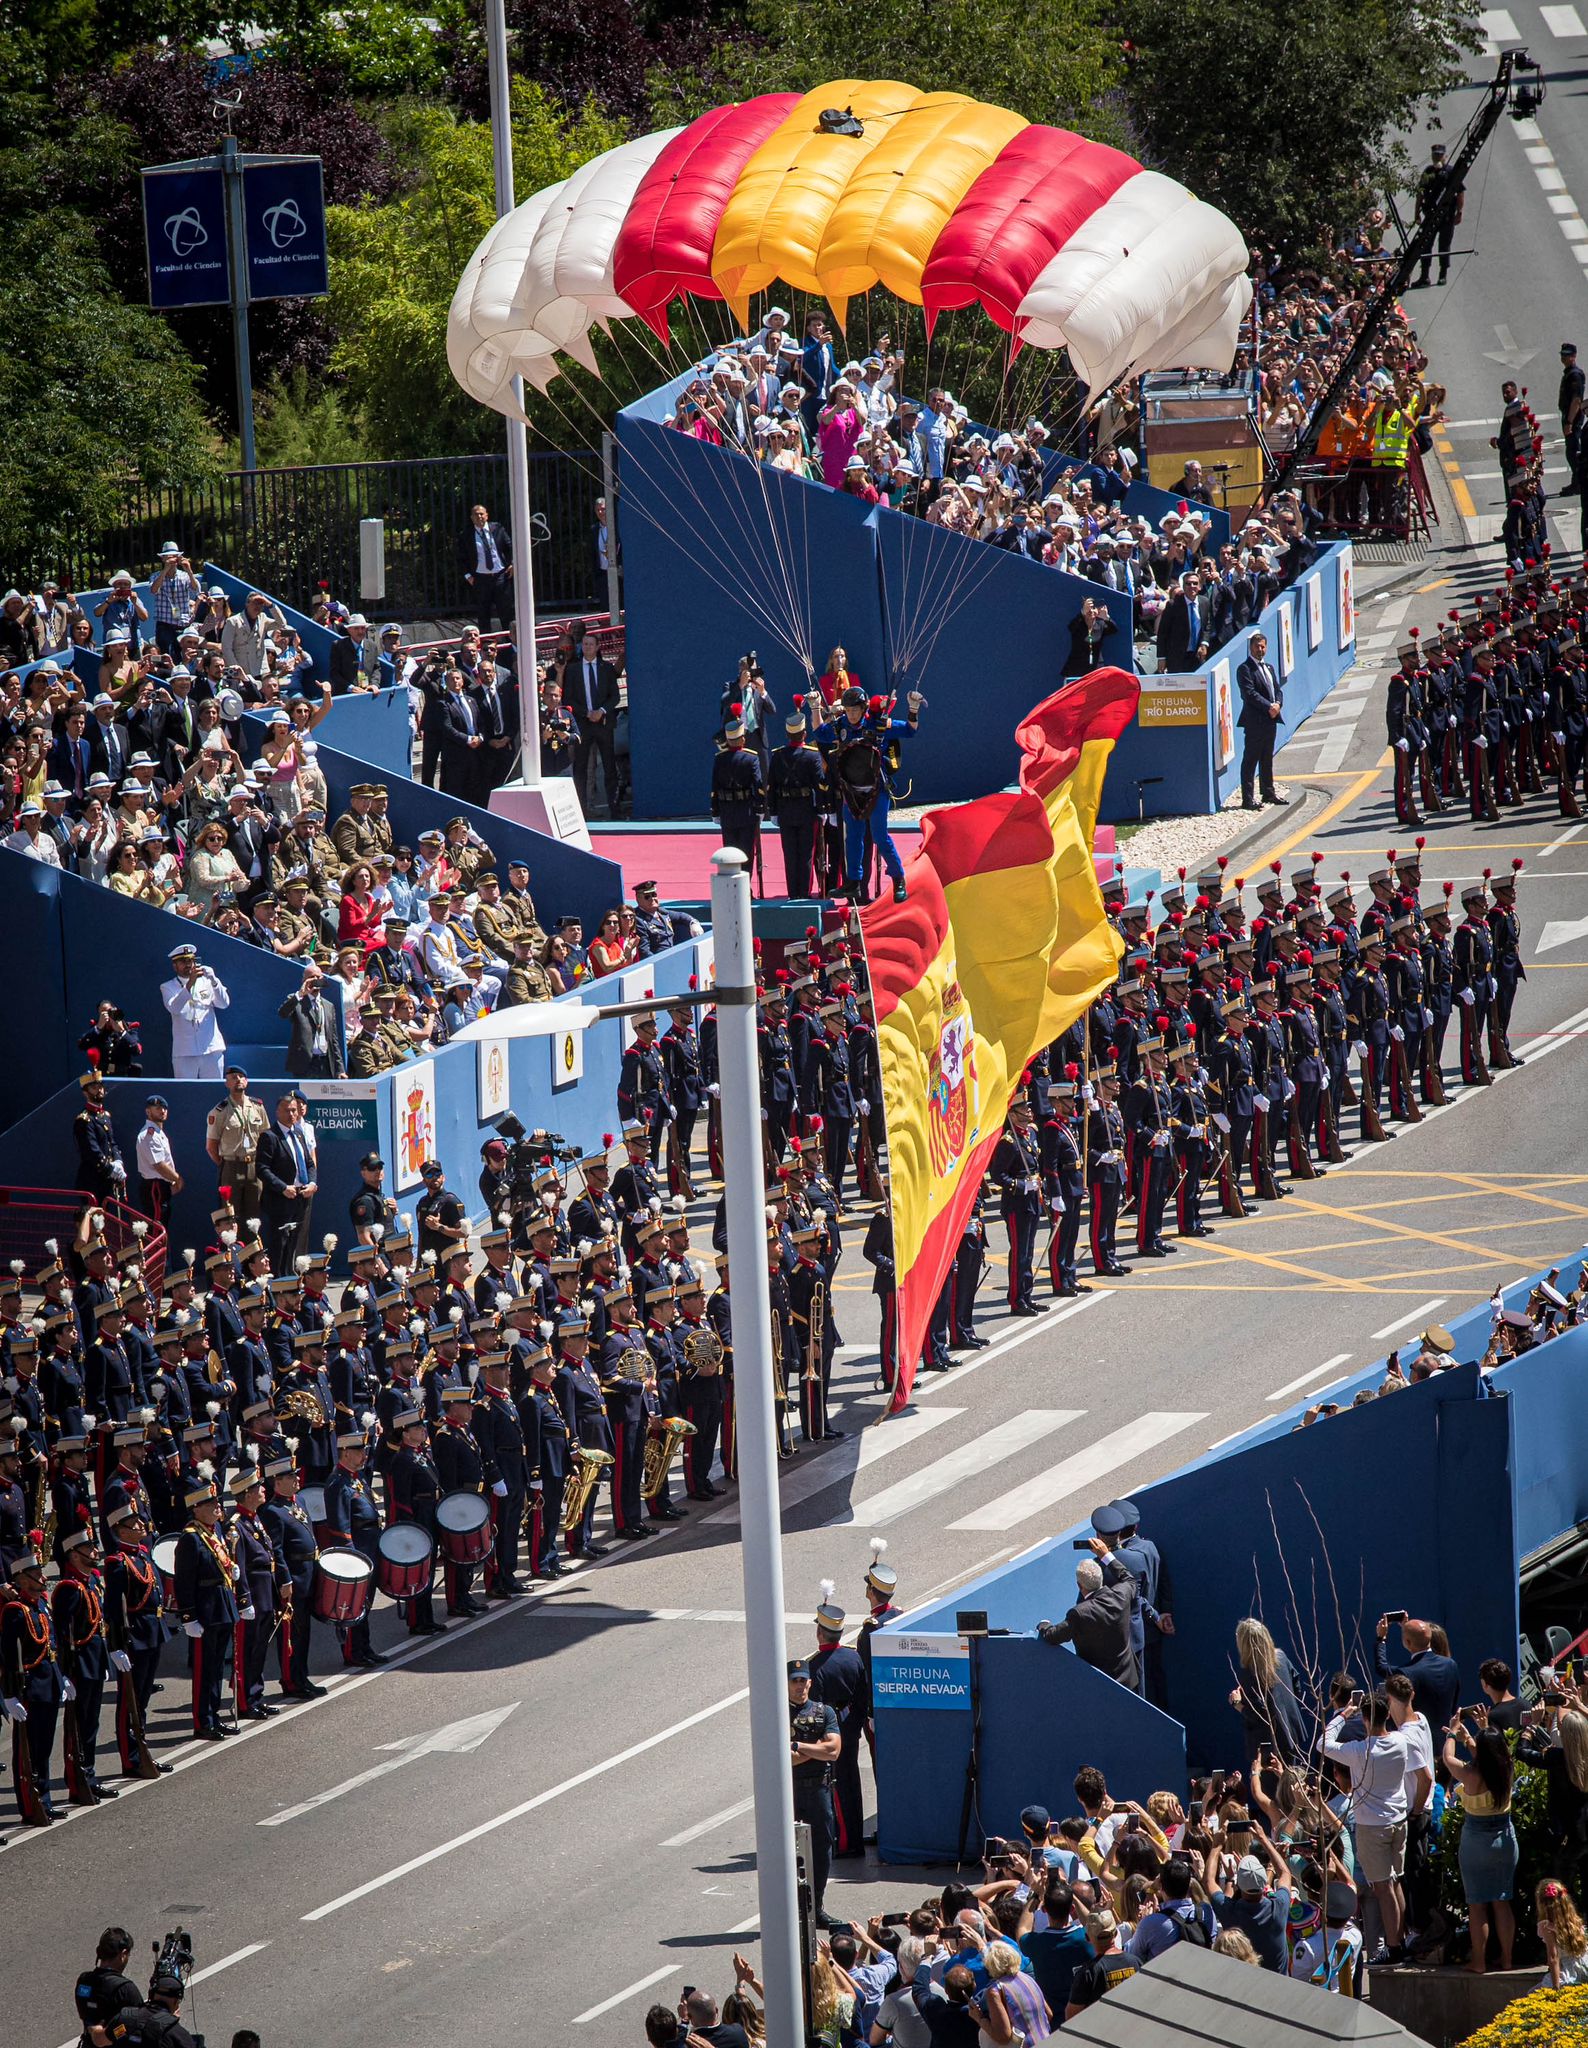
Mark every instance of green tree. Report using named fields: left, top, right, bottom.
left=650, top=0, right=1126, bottom=137
left=327, top=83, right=629, bottom=458
left=0, top=101, right=215, bottom=572
left=1119, top=0, right=1478, bottom=262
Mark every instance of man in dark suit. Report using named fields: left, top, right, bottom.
left=257, top=1092, right=318, bottom=1268
left=1036, top=1536, right=1140, bottom=1689
left=567, top=635, right=621, bottom=816
left=279, top=967, right=346, bottom=1079
left=328, top=616, right=373, bottom=694
left=1237, top=629, right=1284, bottom=809
left=437, top=665, right=489, bottom=803
left=49, top=705, right=95, bottom=803
left=1155, top=573, right=1205, bottom=674
left=86, top=696, right=132, bottom=783
left=469, top=658, right=520, bottom=794
left=225, top=786, right=277, bottom=906
left=459, top=503, right=513, bottom=635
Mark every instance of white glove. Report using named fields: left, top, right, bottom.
left=3, top=1697, right=25, bottom=1722
left=1422, top=1007, right=1433, bottom=1026
left=1449, top=715, right=1458, bottom=730
left=1475, top=734, right=1489, bottom=750
left=707, top=1082, right=720, bottom=1098
left=1460, top=988, right=1476, bottom=1006
left=857, top=1099, right=870, bottom=1116
left=1082, top=1083, right=1096, bottom=1105
left=1282, top=1078, right=1296, bottom=1102
left=1153, top=1131, right=1171, bottom=1149
left=1524, top=709, right=1533, bottom=722
left=759, top=1108, right=768, bottom=1121
left=1352, top=1040, right=1368, bottom=1061
left=1051, top=1199, right=1066, bottom=1217
left=63, top=1678, right=77, bottom=1702
left=1554, top=732, right=1566, bottom=746
left=184, top=1619, right=204, bottom=1639
left=1025, top=1175, right=1041, bottom=1193
left=1390, top=1026, right=1404, bottom=1043
left=1487, top=975, right=1498, bottom=998
left=1396, top=738, right=1410, bottom=753
left=665, top=1107, right=676, bottom=1121
left=110, top=1650, right=132, bottom=1674
left=1212, top=1113, right=1231, bottom=1134
left=492, top=1479, right=508, bottom=1498
left=240, top=1604, right=255, bottom=1621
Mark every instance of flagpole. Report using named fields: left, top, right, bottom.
left=709, top=848, right=803, bottom=2048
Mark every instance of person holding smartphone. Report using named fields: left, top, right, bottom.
left=149, top=542, right=198, bottom=657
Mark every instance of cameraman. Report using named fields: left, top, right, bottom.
left=75, top=1927, right=142, bottom=2046
left=108, top=1942, right=202, bottom=2048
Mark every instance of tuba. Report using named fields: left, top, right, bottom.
left=642, top=1416, right=696, bottom=1500
left=560, top=1445, right=614, bottom=1534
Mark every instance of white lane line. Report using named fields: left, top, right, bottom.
left=1542, top=3, right=1586, bottom=33
left=833, top=1410, right=1087, bottom=1529
left=912, top=1290, right=1114, bottom=1398
left=730, top=1911, right=763, bottom=1933
left=573, top=1965, right=681, bottom=2024
left=1369, top=1299, right=1446, bottom=1342
left=948, top=1412, right=1207, bottom=1534
left=1539, top=820, right=1587, bottom=859
left=302, top=1688, right=750, bottom=1921
left=53, top=1946, right=272, bottom=2048
left=706, top=1404, right=962, bottom=1526
left=1267, top=1353, right=1354, bottom=1403
left=662, top=1794, right=756, bottom=1847
left=1479, top=5, right=1520, bottom=39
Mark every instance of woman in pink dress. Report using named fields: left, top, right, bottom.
left=818, top=382, right=864, bottom=488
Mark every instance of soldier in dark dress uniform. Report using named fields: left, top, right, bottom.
left=171, top=1471, right=239, bottom=1740
left=991, top=1095, right=1046, bottom=1314
left=432, top=1385, right=488, bottom=1615
left=520, top=1346, right=570, bottom=1577
left=472, top=1352, right=527, bottom=1598
left=228, top=1459, right=288, bottom=1714
left=661, top=1003, right=707, bottom=1197
left=769, top=710, right=826, bottom=897
left=710, top=715, right=765, bottom=865
left=1086, top=1064, right=1132, bottom=1275
left=1124, top=1032, right=1176, bottom=1256
left=1487, top=861, right=1526, bottom=1062
left=322, top=1428, right=386, bottom=1664
left=808, top=1588, right=870, bottom=1862
left=52, top=1528, right=115, bottom=1803
left=553, top=1320, right=613, bottom=1560
left=387, top=1410, right=444, bottom=1635
left=2, top=1550, right=67, bottom=1821
left=1041, top=1071, right=1088, bottom=1295
left=260, top=1459, right=323, bottom=1697
left=802, top=1003, right=856, bottom=1201
left=102, top=1500, right=171, bottom=1776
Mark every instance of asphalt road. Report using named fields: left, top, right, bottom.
left=14, top=53, right=1588, bottom=2047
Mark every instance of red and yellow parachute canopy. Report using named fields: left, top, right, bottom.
left=448, top=82, right=1251, bottom=412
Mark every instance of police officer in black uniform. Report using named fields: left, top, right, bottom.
left=789, top=1655, right=842, bottom=1928
left=74, top=1928, right=143, bottom=2046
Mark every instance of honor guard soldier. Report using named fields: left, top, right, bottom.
left=1086, top=1060, right=1132, bottom=1275
left=710, top=711, right=765, bottom=865
left=769, top=710, right=826, bottom=898
left=611, top=1123, right=663, bottom=1259
left=788, top=1228, right=832, bottom=1444
left=568, top=1139, right=621, bottom=1245
left=1125, top=1029, right=1177, bottom=1257
left=388, top=1409, right=445, bottom=1635
left=860, top=1202, right=899, bottom=1388
left=808, top=1585, right=870, bottom=1862
left=2, top=1548, right=66, bottom=1823
left=641, top=1285, right=688, bottom=1521
left=1042, top=1069, right=1088, bottom=1297
left=1387, top=639, right=1431, bottom=825
left=172, top=1467, right=239, bottom=1740
left=261, top=1458, right=323, bottom=1697
left=1347, top=933, right=1393, bottom=1144
left=802, top=1002, right=857, bottom=1201
left=52, top=1528, right=115, bottom=1803
left=1420, top=887, right=1456, bottom=1099
left=1488, top=859, right=1526, bottom=1063
left=521, top=1345, right=571, bottom=1578
left=103, top=1503, right=171, bottom=1777
left=472, top=1352, right=527, bottom=1598
left=229, top=1457, right=288, bottom=1714
left=618, top=1013, right=672, bottom=1162
left=1167, top=1038, right=1214, bottom=1236
left=52, top=1431, right=96, bottom=1554
left=661, top=1001, right=707, bottom=1197
left=1384, top=916, right=1426, bottom=1124
left=758, top=986, right=800, bottom=1164
left=1453, top=879, right=1495, bottom=1086
left=857, top=1538, right=901, bottom=1696
left=670, top=1280, right=717, bottom=1506
left=433, top=1385, right=488, bottom=1615
left=598, top=1288, right=655, bottom=1542
left=74, top=1066, right=127, bottom=1204
left=553, top=1319, right=613, bottom=1561
left=789, top=1656, right=842, bottom=1926
left=323, top=1423, right=386, bottom=1662
left=991, top=1093, right=1046, bottom=1315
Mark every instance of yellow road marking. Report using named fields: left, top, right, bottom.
left=1420, top=1172, right=1588, bottom=1221
left=1181, top=1234, right=1379, bottom=1293
left=1417, top=578, right=1454, bottom=593
left=1267, top=762, right=1385, bottom=862
left=1280, top=1193, right=1517, bottom=1265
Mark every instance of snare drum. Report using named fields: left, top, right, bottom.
left=376, top=1520, right=435, bottom=1601
left=435, top=1490, right=495, bottom=1567
left=310, top=1548, right=373, bottom=1625
left=151, top=1533, right=181, bottom=1606
left=298, top=1484, right=333, bottom=1546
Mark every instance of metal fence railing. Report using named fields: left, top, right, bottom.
left=0, top=1185, right=168, bottom=1293
left=19, top=451, right=605, bottom=622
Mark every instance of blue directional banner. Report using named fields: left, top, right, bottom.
left=242, top=157, right=329, bottom=302
left=141, top=163, right=230, bottom=309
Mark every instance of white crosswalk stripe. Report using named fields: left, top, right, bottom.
left=1479, top=7, right=1521, bottom=43
left=826, top=1410, right=1087, bottom=1528
left=1541, top=4, right=1586, bottom=35
left=947, top=1412, right=1208, bottom=1533
left=705, top=1404, right=963, bottom=1527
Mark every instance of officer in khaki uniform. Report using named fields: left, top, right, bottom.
left=205, top=1065, right=268, bottom=1219
left=500, top=858, right=545, bottom=945
left=503, top=932, right=555, bottom=1007
left=348, top=1012, right=393, bottom=1078
left=471, top=869, right=519, bottom=966
left=443, top=817, right=496, bottom=894
left=330, top=784, right=383, bottom=863
left=275, top=873, right=322, bottom=950
left=372, top=987, right=416, bottom=1069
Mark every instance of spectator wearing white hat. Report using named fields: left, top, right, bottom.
left=93, top=571, right=148, bottom=654
left=149, top=543, right=198, bottom=656
left=221, top=590, right=287, bottom=679
left=3, top=798, right=61, bottom=865
left=329, top=613, right=377, bottom=695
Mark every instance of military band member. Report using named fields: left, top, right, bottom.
left=991, top=1094, right=1046, bottom=1315
left=1086, top=1062, right=1132, bottom=1275
left=171, top=1469, right=239, bottom=1740
left=1041, top=1070, right=1088, bottom=1296
left=387, top=1409, right=444, bottom=1635
left=103, top=1501, right=171, bottom=1776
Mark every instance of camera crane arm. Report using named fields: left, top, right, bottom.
left=1270, top=49, right=1543, bottom=498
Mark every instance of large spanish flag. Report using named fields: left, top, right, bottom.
left=860, top=669, right=1139, bottom=1409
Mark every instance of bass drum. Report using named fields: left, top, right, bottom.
left=376, top=1520, right=435, bottom=1600
left=435, top=1489, right=494, bottom=1566
left=151, top=1533, right=181, bottom=1606
left=310, top=1547, right=374, bottom=1625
